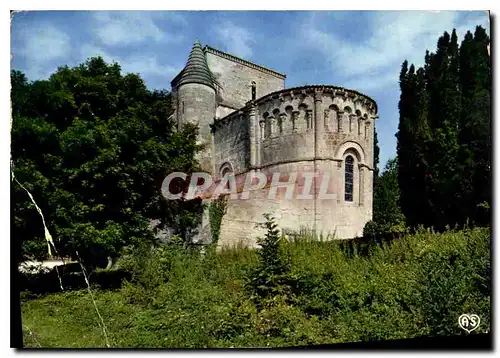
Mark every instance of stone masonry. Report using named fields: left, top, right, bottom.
left=170, top=40, right=378, bottom=247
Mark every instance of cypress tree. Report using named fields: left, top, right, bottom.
left=397, top=61, right=427, bottom=227
left=397, top=25, right=490, bottom=230
left=373, top=129, right=380, bottom=186
left=458, top=26, right=491, bottom=225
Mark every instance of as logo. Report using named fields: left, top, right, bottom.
left=458, top=314, right=481, bottom=333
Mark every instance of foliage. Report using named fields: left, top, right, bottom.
left=11, top=57, right=202, bottom=268
left=208, top=196, right=228, bottom=245
left=246, top=214, right=296, bottom=309
left=373, top=128, right=380, bottom=185
left=397, top=26, right=491, bottom=230
left=364, top=157, right=406, bottom=239
left=21, top=226, right=490, bottom=348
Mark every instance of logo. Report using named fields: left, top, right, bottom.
left=458, top=314, right=481, bottom=333
left=161, top=171, right=338, bottom=201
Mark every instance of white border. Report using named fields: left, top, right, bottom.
left=2, top=3, right=497, bottom=358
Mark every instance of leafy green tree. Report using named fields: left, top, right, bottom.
left=11, top=57, right=202, bottom=268
left=364, top=157, right=405, bottom=238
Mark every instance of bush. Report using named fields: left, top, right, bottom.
left=208, top=196, right=228, bottom=245
left=246, top=214, right=297, bottom=309
left=21, top=226, right=491, bottom=347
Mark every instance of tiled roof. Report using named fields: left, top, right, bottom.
left=172, top=40, right=216, bottom=89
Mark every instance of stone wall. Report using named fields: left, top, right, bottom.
left=212, top=110, right=250, bottom=178
left=177, top=83, right=216, bottom=173
left=214, top=85, right=377, bottom=246
left=205, top=47, right=285, bottom=110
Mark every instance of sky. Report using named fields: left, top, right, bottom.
left=10, top=10, right=490, bottom=169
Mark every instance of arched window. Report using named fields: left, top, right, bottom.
left=221, top=167, right=232, bottom=178
left=220, top=163, right=234, bottom=189
left=345, top=155, right=354, bottom=202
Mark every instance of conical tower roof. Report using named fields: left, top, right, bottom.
left=176, top=40, right=216, bottom=89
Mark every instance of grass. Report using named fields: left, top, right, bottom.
left=21, top=226, right=491, bottom=348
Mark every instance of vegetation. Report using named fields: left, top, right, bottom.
left=15, top=24, right=491, bottom=349
left=364, top=157, right=406, bottom=239
left=21, top=220, right=490, bottom=348
left=208, top=196, right=228, bottom=245
left=397, top=26, right=491, bottom=230
left=11, top=58, right=202, bottom=268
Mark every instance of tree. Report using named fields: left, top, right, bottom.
left=458, top=27, right=491, bottom=226
left=396, top=26, right=491, bottom=230
left=11, top=57, right=202, bottom=268
left=247, top=214, right=293, bottom=308
left=373, top=129, right=380, bottom=186
left=364, top=157, right=405, bottom=239
left=397, top=61, right=432, bottom=228
left=424, top=29, right=462, bottom=230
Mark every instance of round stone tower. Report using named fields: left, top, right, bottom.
left=171, top=40, right=217, bottom=173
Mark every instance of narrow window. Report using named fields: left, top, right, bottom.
left=221, top=166, right=233, bottom=190
left=345, top=155, right=354, bottom=202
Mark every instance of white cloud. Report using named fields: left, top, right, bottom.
left=79, top=44, right=181, bottom=88
left=92, top=11, right=182, bottom=46
left=80, top=43, right=115, bottom=63
left=300, top=11, right=490, bottom=92
left=343, top=69, right=400, bottom=94
left=214, top=21, right=255, bottom=58
left=13, top=23, right=71, bottom=79
left=121, top=55, right=179, bottom=79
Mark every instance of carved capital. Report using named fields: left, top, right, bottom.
left=314, top=89, right=323, bottom=101
left=259, top=120, right=266, bottom=128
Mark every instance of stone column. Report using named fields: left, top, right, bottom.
left=268, top=116, right=276, bottom=137
left=248, top=102, right=257, bottom=169
left=258, top=120, right=265, bottom=168
left=359, top=165, right=365, bottom=206
left=314, top=90, right=323, bottom=134
left=291, top=111, right=299, bottom=132
left=338, top=110, right=344, bottom=132
left=259, top=120, right=266, bottom=141
left=324, top=109, right=329, bottom=131
left=306, top=109, right=314, bottom=130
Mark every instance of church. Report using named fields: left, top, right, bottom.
left=169, top=40, right=378, bottom=247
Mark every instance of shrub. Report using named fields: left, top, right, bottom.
left=246, top=214, right=296, bottom=308
left=208, top=196, right=228, bottom=245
